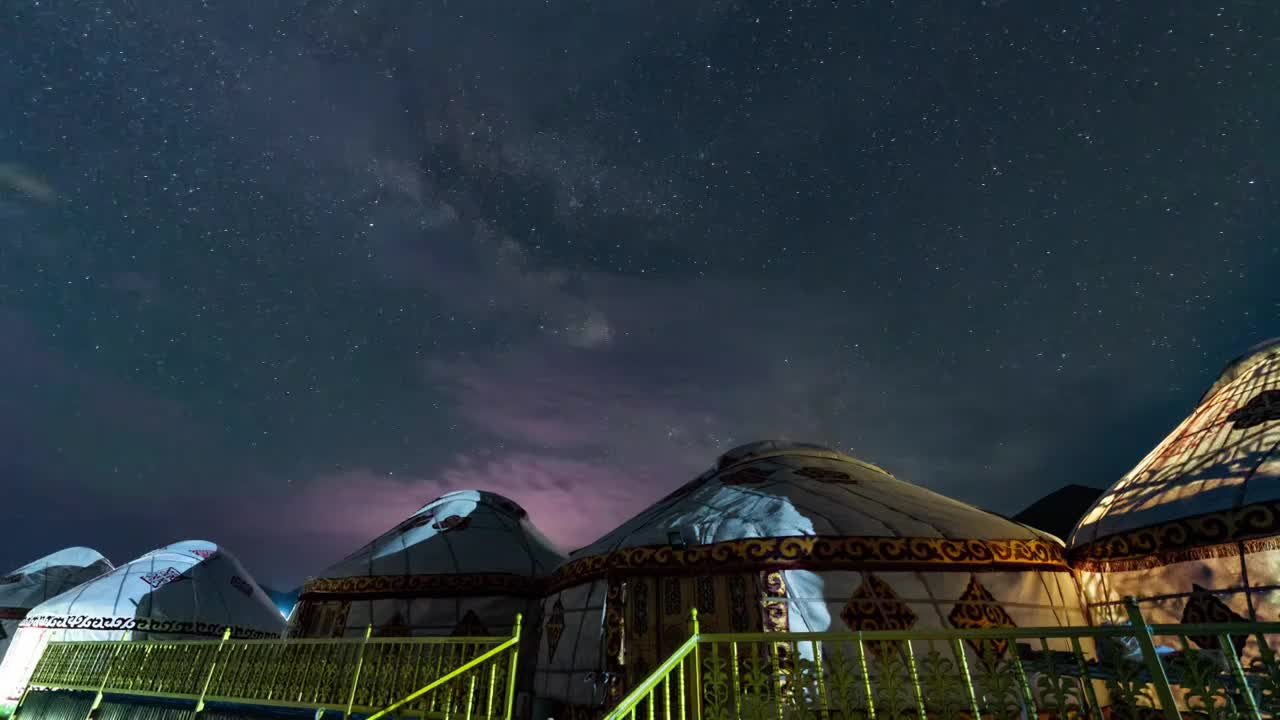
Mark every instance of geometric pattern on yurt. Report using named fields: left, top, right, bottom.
left=947, top=574, right=1017, bottom=658
left=1180, top=583, right=1249, bottom=657
left=451, top=609, right=488, bottom=636
left=840, top=572, right=918, bottom=632
left=544, top=598, right=566, bottom=661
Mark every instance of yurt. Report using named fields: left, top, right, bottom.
left=1070, top=338, right=1280, bottom=635
left=290, top=490, right=567, bottom=639
left=0, top=540, right=285, bottom=706
left=0, top=547, right=113, bottom=714
left=534, top=440, right=1092, bottom=714
left=0, top=548, right=112, bottom=661
left=291, top=490, right=566, bottom=720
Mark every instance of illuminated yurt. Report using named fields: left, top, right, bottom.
left=1070, top=339, right=1280, bottom=635
left=0, top=540, right=285, bottom=706
left=534, top=440, right=1091, bottom=713
left=291, top=490, right=566, bottom=639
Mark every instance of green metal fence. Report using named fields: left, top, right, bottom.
left=604, top=600, right=1280, bottom=720
left=16, top=615, right=523, bottom=720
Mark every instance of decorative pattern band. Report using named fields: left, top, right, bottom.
left=19, top=615, right=279, bottom=639
left=1074, top=536, right=1280, bottom=573
left=300, top=572, right=541, bottom=600
left=545, top=535, right=1068, bottom=594
left=1070, top=499, right=1280, bottom=568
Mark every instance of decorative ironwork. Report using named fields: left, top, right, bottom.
left=598, top=603, right=1280, bottom=720
left=21, top=616, right=523, bottom=720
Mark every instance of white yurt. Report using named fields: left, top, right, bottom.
left=535, top=440, right=1092, bottom=715
left=291, top=490, right=567, bottom=639
left=291, top=490, right=566, bottom=720
left=0, top=548, right=113, bottom=664
left=0, top=540, right=286, bottom=706
left=1070, top=339, right=1280, bottom=641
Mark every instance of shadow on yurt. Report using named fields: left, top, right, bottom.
left=533, top=440, right=1092, bottom=719
left=1070, top=339, right=1280, bottom=650
left=289, top=490, right=567, bottom=715
left=1, top=540, right=285, bottom=718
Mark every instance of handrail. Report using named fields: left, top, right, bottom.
left=602, top=635, right=700, bottom=720
left=602, top=608, right=702, bottom=720
left=600, top=599, right=1280, bottom=720
left=18, top=619, right=521, bottom=720
left=694, top=621, right=1280, bottom=644
left=365, top=613, right=522, bottom=720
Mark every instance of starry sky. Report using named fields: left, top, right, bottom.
left=1, top=0, right=1277, bottom=589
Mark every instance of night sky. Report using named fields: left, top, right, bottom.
left=1, top=1, right=1277, bottom=589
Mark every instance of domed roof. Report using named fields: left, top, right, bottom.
left=714, top=440, right=888, bottom=472
left=0, top=548, right=112, bottom=615
left=1070, top=339, right=1280, bottom=556
left=576, top=440, right=1053, bottom=559
left=1201, top=338, right=1280, bottom=401
left=19, top=540, right=285, bottom=639
left=315, top=490, right=566, bottom=581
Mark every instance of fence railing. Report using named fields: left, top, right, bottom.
left=18, top=615, right=523, bottom=720
left=604, top=600, right=1280, bottom=720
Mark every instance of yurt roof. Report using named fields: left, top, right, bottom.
left=1202, top=337, right=1280, bottom=401
left=1069, top=339, right=1280, bottom=564
left=19, top=540, right=285, bottom=639
left=300, top=490, right=567, bottom=601
left=548, top=440, right=1067, bottom=593
left=0, top=548, right=112, bottom=623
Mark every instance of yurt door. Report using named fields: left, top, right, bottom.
left=294, top=600, right=351, bottom=638
left=622, top=574, right=764, bottom=689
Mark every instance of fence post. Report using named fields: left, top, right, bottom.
left=195, top=628, right=233, bottom=714
left=503, top=614, right=523, bottom=720
left=1122, top=597, right=1180, bottom=720
left=344, top=625, right=374, bottom=720
left=689, top=608, right=702, bottom=720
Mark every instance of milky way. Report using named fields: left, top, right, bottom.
left=1, top=0, right=1277, bottom=586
